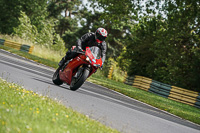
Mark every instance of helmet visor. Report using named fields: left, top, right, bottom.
left=96, top=32, right=106, bottom=41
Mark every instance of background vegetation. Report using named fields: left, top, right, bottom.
left=0, top=0, right=199, bottom=92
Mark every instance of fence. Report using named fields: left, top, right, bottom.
left=124, top=75, right=200, bottom=108
left=0, top=39, right=34, bottom=53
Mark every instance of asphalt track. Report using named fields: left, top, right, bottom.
left=0, top=49, right=200, bottom=133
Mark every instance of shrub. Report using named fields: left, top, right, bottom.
left=13, top=11, right=65, bottom=52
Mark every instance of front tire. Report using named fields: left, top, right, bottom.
left=70, top=68, right=90, bottom=91
left=52, top=67, right=63, bottom=85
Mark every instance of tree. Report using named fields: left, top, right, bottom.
left=47, top=0, right=81, bottom=48
left=118, top=0, right=200, bottom=91
left=13, top=11, right=38, bottom=43
left=0, top=0, right=49, bottom=34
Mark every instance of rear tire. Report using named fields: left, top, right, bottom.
left=52, top=67, right=63, bottom=85
left=70, top=68, right=90, bottom=91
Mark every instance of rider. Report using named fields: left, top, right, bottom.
left=58, top=27, right=108, bottom=68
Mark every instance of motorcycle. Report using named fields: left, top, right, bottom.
left=52, top=46, right=103, bottom=91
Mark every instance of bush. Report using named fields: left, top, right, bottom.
left=13, top=11, right=66, bottom=52
left=13, top=11, right=38, bottom=43
left=104, top=58, right=126, bottom=82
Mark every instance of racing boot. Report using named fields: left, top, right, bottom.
left=58, top=50, right=75, bottom=69
left=58, top=56, right=67, bottom=68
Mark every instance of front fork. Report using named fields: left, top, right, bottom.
left=74, top=66, right=84, bottom=78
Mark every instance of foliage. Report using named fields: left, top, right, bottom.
left=34, top=18, right=55, bottom=47
left=13, top=11, right=38, bottom=43
left=106, top=58, right=126, bottom=82
left=0, top=0, right=49, bottom=34
left=47, top=0, right=81, bottom=48
left=13, top=11, right=65, bottom=52
left=52, top=33, right=66, bottom=52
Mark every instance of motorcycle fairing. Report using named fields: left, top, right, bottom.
left=85, top=47, right=103, bottom=67
left=59, top=56, right=86, bottom=85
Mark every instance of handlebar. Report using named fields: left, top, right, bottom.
left=76, top=50, right=85, bottom=54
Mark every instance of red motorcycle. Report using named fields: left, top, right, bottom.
left=52, top=46, right=103, bottom=91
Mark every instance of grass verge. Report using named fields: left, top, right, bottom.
left=0, top=45, right=58, bottom=68
left=0, top=46, right=200, bottom=125
left=0, top=78, right=119, bottom=133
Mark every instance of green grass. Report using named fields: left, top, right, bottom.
left=0, top=78, right=119, bottom=133
left=0, top=44, right=200, bottom=125
left=0, top=45, right=58, bottom=68
left=0, top=34, right=34, bottom=46
left=32, top=45, right=66, bottom=63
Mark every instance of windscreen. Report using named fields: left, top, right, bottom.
left=89, top=46, right=102, bottom=59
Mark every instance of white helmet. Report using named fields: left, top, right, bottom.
left=95, top=28, right=108, bottom=43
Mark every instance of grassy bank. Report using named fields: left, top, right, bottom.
left=0, top=42, right=200, bottom=125
left=0, top=78, right=118, bottom=133
left=0, top=45, right=58, bottom=68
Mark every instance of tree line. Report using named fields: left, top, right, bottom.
left=0, top=0, right=199, bottom=92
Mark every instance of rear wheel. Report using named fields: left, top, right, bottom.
left=52, top=67, right=63, bottom=85
left=70, top=68, right=90, bottom=91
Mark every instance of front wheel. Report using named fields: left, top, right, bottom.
left=70, top=68, right=90, bottom=91
left=52, top=67, right=63, bottom=85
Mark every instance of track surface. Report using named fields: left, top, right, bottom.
left=0, top=49, right=200, bottom=133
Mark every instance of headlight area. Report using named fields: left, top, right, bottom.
left=86, top=56, right=91, bottom=63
